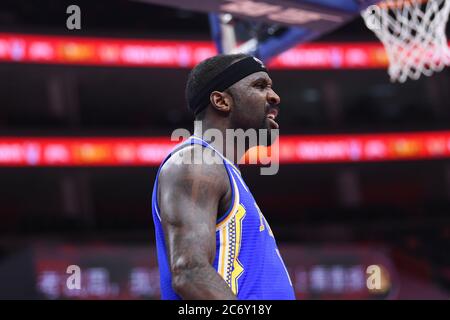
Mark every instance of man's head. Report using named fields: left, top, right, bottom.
left=185, top=54, right=280, bottom=132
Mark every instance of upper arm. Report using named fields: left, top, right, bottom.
left=158, top=146, right=228, bottom=274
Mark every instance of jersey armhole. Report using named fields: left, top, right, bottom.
left=155, top=140, right=238, bottom=227
left=216, top=161, right=239, bottom=229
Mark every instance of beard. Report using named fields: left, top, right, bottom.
left=230, top=101, right=279, bottom=147
left=254, top=117, right=278, bottom=147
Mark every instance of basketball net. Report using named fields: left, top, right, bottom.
left=361, top=0, right=450, bottom=82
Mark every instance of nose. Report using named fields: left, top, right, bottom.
left=267, top=88, right=280, bottom=106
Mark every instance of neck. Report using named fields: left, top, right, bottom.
left=193, top=118, right=247, bottom=166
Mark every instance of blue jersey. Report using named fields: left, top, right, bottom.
left=151, top=136, right=295, bottom=300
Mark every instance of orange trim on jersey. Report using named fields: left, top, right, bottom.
left=230, top=205, right=246, bottom=295
left=218, top=226, right=227, bottom=278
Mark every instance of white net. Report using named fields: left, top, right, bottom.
left=362, top=0, right=450, bottom=82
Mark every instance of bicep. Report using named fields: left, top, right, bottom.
left=158, top=162, right=225, bottom=269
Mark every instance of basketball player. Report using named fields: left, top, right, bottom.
left=151, top=54, right=295, bottom=299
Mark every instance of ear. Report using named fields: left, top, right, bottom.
left=210, top=91, right=233, bottom=113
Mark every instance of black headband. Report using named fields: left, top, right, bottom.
left=189, top=56, right=268, bottom=116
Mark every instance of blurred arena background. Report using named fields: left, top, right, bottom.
left=0, top=0, right=449, bottom=299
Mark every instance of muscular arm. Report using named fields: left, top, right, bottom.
left=158, top=146, right=236, bottom=300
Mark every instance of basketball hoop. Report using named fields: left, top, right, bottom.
left=361, top=0, right=450, bottom=82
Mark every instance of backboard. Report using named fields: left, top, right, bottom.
left=136, top=0, right=381, bottom=60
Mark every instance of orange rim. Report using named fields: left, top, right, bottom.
left=377, top=0, right=428, bottom=9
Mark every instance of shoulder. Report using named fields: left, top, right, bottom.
left=159, top=144, right=229, bottom=194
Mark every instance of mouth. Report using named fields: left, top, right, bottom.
left=266, top=108, right=279, bottom=129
